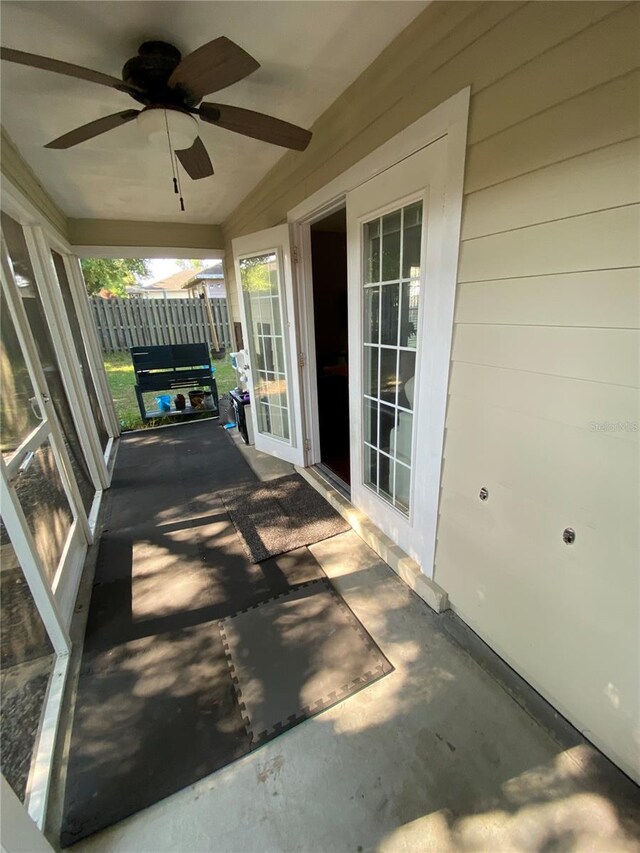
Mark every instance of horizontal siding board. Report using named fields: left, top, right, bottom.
left=467, top=3, right=639, bottom=145
left=441, top=400, right=639, bottom=530
left=458, top=204, right=640, bottom=282
left=216, top=1, right=640, bottom=783
left=225, top=2, right=621, bottom=240
left=454, top=268, right=640, bottom=329
left=465, top=70, right=640, bottom=194
left=435, top=494, right=637, bottom=629
left=451, top=324, right=640, bottom=387
left=434, top=491, right=639, bottom=780
left=446, top=361, right=640, bottom=442
left=461, top=138, right=640, bottom=240
left=223, top=1, right=518, bottom=237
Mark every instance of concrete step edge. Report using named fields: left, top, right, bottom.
left=295, top=465, right=449, bottom=614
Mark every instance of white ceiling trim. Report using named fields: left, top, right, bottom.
left=70, top=245, right=225, bottom=259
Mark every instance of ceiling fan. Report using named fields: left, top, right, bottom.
left=0, top=38, right=313, bottom=184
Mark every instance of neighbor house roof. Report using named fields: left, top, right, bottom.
left=127, top=265, right=226, bottom=296
left=127, top=268, right=199, bottom=295
left=147, top=269, right=199, bottom=292
left=181, top=263, right=226, bottom=298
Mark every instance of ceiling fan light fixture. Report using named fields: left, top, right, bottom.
left=137, top=107, right=198, bottom=150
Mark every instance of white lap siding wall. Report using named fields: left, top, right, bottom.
left=222, top=1, right=640, bottom=782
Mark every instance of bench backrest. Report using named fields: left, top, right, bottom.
left=130, top=343, right=212, bottom=392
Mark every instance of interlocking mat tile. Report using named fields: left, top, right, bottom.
left=61, top=424, right=379, bottom=846
left=220, top=579, right=393, bottom=746
left=220, top=473, right=351, bottom=563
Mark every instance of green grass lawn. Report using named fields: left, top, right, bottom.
left=104, top=351, right=236, bottom=431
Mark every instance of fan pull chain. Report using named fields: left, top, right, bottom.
left=164, top=110, right=186, bottom=213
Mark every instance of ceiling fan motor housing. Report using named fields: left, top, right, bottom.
left=122, top=41, right=199, bottom=107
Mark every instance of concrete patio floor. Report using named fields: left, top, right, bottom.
left=69, top=507, right=639, bottom=852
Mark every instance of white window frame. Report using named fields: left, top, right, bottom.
left=288, top=87, right=470, bottom=578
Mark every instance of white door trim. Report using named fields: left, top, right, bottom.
left=288, top=87, right=470, bottom=578
left=288, top=87, right=469, bottom=223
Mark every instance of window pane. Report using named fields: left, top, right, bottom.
left=379, top=404, right=396, bottom=456
left=14, top=440, right=73, bottom=583
left=398, top=351, right=417, bottom=411
left=0, top=287, right=40, bottom=459
left=259, top=295, right=275, bottom=332
left=364, top=444, right=377, bottom=490
left=364, top=287, right=379, bottom=344
left=364, top=219, right=380, bottom=284
left=395, top=411, right=413, bottom=465
left=402, top=202, right=422, bottom=279
left=400, top=281, right=420, bottom=349
left=257, top=400, right=270, bottom=434
left=395, top=462, right=411, bottom=513
left=51, top=251, right=109, bottom=451
left=0, top=529, right=54, bottom=802
left=381, top=211, right=401, bottom=281
left=274, top=337, right=286, bottom=375
left=379, top=349, right=399, bottom=407
left=363, top=346, right=378, bottom=397
left=380, top=283, right=399, bottom=346
left=364, top=398, right=378, bottom=447
left=378, top=452, right=394, bottom=502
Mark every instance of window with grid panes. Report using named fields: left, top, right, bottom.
left=362, top=201, right=422, bottom=514
left=239, top=253, right=290, bottom=441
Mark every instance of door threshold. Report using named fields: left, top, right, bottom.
left=314, top=463, right=350, bottom=499
left=296, top=465, right=448, bottom=614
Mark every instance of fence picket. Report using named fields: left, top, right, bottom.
left=89, top=295, right=231, bottom=353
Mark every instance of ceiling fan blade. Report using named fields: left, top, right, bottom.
left=44, top=110, right=140, bottom=149
left=168, top=37, right=259, bottom=100
left=1, top=47, right=142, bottom=95
left=175, top=136, right=214, bottom=179
left=199, top=102, right=312, bottom=151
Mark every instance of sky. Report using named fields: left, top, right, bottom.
left=144, top=258, right=219, bottom=284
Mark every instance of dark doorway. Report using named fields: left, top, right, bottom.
left=310, top=207, right=350, bottom=489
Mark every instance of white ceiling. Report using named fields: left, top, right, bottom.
left=0, top=1, right=427, bottom=225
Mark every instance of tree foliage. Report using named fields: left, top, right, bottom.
left=239, top=254, right=276, bottom=293
left=80, top=257, right=151, bottom=297
left=176, top=259, right=204, bottom=272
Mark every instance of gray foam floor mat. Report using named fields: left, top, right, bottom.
left=220, top=578, right=393, bottom=746
left=220, top=473, right=351, bottom=563
left=61, top=423, right=390, bottom=846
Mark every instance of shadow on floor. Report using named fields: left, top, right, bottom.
left=61, top=421, right=382, bottom=846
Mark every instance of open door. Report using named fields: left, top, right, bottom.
left=232, top=225, right=305, bottom=465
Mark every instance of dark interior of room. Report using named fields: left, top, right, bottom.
left=310, top=207, right=350, bottom=487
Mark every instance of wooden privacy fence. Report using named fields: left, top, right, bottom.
left=90, top=295, right=233, bottom=353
